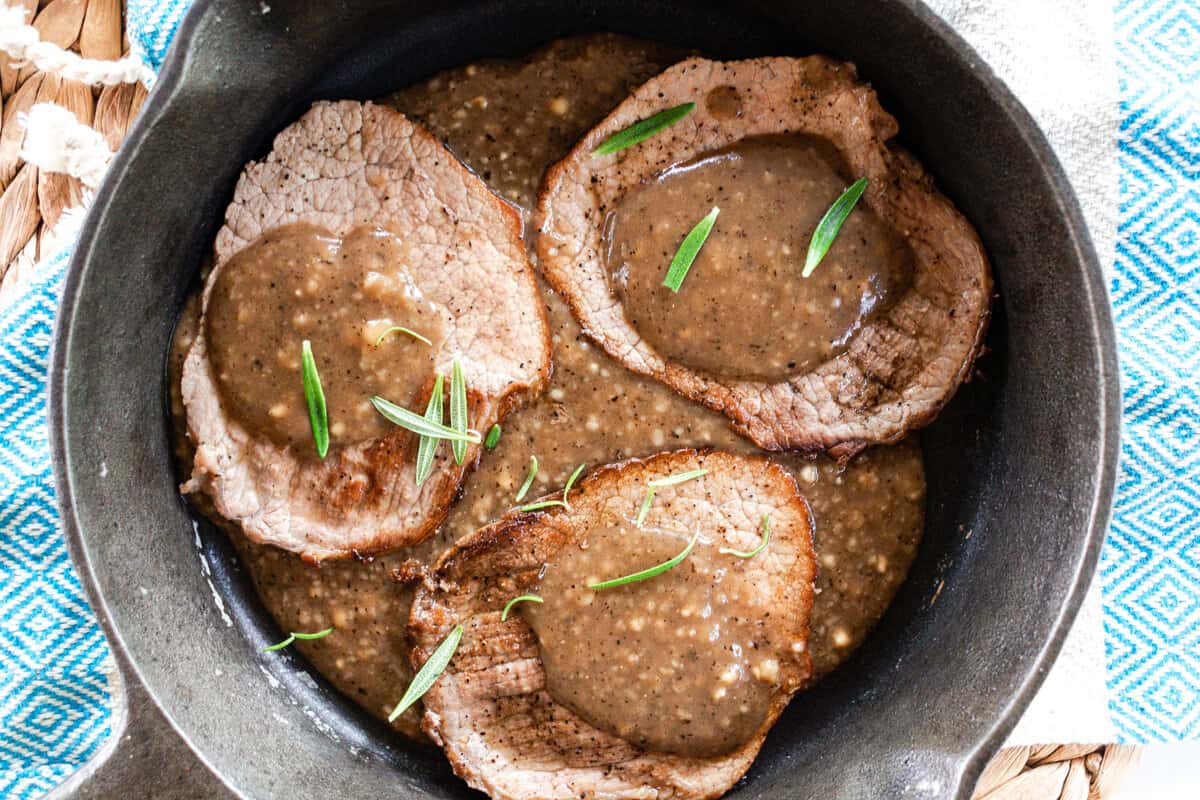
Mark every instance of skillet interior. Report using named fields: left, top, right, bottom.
left=51, top=1, right=1118, bottom=798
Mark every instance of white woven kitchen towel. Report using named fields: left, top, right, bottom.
left=923, top=0, right=1120, bottom=746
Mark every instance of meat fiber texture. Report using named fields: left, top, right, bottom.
left=537, top=57, right=991, bottom=459
left=182, top=101, right=550, bottom=561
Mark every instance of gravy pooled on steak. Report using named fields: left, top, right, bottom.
left=181, top=101, right=550, bottom=560
left=206, top=224, right=446, bottom=450
left=409, top=450, right=816, bottom=800
left=525, top=519, right=786, bottom=757
left=609, top=135, right=913, bottom=381
left=539, top=55, right=992, bottom=456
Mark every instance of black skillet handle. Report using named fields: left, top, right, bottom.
left=44, top=646, right=233, bottom=800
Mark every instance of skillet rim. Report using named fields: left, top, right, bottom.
left=47, top=0, right=1121, bottom=797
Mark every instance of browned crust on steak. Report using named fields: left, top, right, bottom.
left=182, top=101, right=551, bottom=561
left=409, top=450, right=816, bottom=800
left=536, top=57, right=992, bottom=459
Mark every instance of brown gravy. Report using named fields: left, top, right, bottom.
left=524, top=522, right=787, bottom=757
left=168, top=34, right=926, bottom=742
left=608, top=135, right=914, bottom=381
left=206, top=224, right=444, bottom=450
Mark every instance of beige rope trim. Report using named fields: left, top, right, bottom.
left=0, top=2, right=151, bottom=86
left=19, top=102, right=113, bottom=187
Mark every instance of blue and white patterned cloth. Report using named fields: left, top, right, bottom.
left=0, top=1, right=1195, bottom=797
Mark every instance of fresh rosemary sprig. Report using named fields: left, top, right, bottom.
left=515, top=456, right=538, bottom=503
left=413, top=375, right=444, bottom=486
left=371, top=396, right=481, bottom=442
left=720, top=514, right=771, bottom=559
left=450, top=358, right=469, bottom=464
left=647, top=468, right=708, bottom=488
left=635, top=487, right=655, bottom=528
left=263, top=626, right=334, bottom=652
left=485, top=424, right=502, bottom=449
left=804, top=177, right=868, bottom=277
left=662, top=206, right=719, bottom=292
left=374, top=326, right=432, bottom=346
left=388, top=624, right=464, bottom=722
left=591, top=102, right=695, bottom=156
left=300, top=340, right=329, bottom=459
left=562, top=463, right=586, bottom=507
left=501, top=595, right=543, bottom=621
left=588, top=530, right=700, bottom=590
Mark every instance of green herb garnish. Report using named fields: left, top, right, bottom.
left=371, top=396, right=482, bottom=443
left=518, top=499, right=567, bottom=513
left=414, top=375, right=444, bottom=486
left=514, top=456, right=538, bottom=503
left=301, top=340, right=329, bottom=459
left=804, top=177, right=868, bottom=278
left=647, top=468, right=708, bottom=488
left=485, top=424, right=501, bottom=449
left=663, top=206, right=719, bottom=293
left=263, top=626, right=334, bottom=652
left=450, top=358, right=469, bottom=465
left=589, top=530, right=700, bottom=590
left=374, top=326, right=432, bottom=347
left=388, top=624, right=463, bottom=722
left=562, top=463, right=586, bottom=507
left=591, top=102, right=695, bottom=157
left=720, top=514, right=771, bottom=559
left=501, top=594, right=543, bottom=621
left=635, top=487, right=655, bottom=528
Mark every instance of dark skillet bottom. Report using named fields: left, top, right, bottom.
left=51, top=2, right=1117, bottom=799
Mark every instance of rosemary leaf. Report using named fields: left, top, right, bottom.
left=450, top=358, right=469, bottom=464
left=263, top=635, right=294, bottom=653
left=371, top=396, right=482, bottom=443
left=591, top=102, right=695, bottom=156
left=647, top=468, right=708, bottom=488
left=291, top=626, right=336, bottom=641
left=518, top=499, right=567, bottom=513
left=589, top=530, right=700, bottom=590
left=514, top=456, right=538, bottom=503
left=374, top=326, right=432, bottom=346
left=720, top=514, right=771, bottom=559
left=662, top=206, right=719, bottom=292
left=414, top=375, right=444, bottom=486
left=562, top=463, right=586, bottom=507
left=485, top=424, right=502, bottom=449
left=263, top=626, right=333, bottom=652
left=388, top=624, right=464, bottom=722
left=803, top=177, right=868, bottom=278
left=635, top=487, right=655, bottom=528
left=501, top=594, right=543, bottom=621
left=301, top=340, right=329, bottom=459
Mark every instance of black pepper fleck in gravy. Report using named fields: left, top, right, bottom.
left=168, top=33, right=926, bottom=743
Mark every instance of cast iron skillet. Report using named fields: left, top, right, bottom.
left=47, top=1, right=1119, bottom=798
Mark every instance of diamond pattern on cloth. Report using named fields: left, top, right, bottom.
left=0, top=252, right=111, bottom=799
left=1102, top=0, right=1200, bottom=742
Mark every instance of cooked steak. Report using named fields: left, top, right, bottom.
left=181, top=101, right=550, bottom=561
left=537, top=56, right=991, bottom=459
left=409, top=450, right=816, bottom=800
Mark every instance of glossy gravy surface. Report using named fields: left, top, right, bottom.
left=524, top=522, right=787, bottom=757
left=169, top=34, right=926, bottom=741
left=608, top=135, right=913, bottom=381
left=206, top=224, right=444, bottom=450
